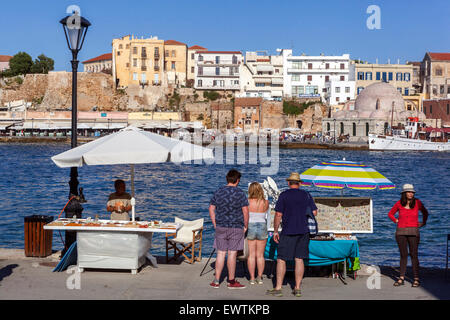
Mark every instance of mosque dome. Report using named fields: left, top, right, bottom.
left=355, top=82, right=404, bottom=117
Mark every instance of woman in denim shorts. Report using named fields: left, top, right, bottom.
left=246, top=182, right=269, bottom=284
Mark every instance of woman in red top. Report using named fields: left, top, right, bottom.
left=388, top=184, right=429, bottom=288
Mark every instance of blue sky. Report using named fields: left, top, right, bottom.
left=1, top=0, right=449, bottom=71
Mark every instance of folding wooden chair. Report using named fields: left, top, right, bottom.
left=166, top=217, right=203, bottom=264
left=237, top=238, right=249, bottom=278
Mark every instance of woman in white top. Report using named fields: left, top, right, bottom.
left=247, top=182, right=269, bottom=285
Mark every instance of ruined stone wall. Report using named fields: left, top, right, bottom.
left=0, top=72, right=128, bottom=111
left=261, top=100, right=326, bottom=133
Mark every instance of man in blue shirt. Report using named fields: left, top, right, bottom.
left=267, top=172, right=317, bottom=297
left=209, top=169, right=249, bottom=289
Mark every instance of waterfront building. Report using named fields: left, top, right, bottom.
left=239, top=51, right=283, bottom=100
left=234, top=97, right=263, bottom=133
left=407, top=61, right=422, bottom=93
left=350, top=61, right=414, bottom=97
left=423, top=98, right=450, bottom=126
left=163, top=40, right=187, bottom=87
left=421, top=52, right=450, bottom=99
left=324, top=80, right=355, bottom=106
left=194, top=50, right=243, bottom=92
left=322, top=82, right=426, bottom=142
left=82, top=53, right=112, bottom=73
left=281, top=49, right=351, bottom=101
left=112, top=35, right=165, bottom=88
left=187, top=45, right=207, bottom=84
left=0, top=55, right=12, bottom=72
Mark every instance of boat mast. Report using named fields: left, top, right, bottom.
left=390, top=102, right=394, bottom=135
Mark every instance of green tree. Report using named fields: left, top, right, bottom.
left=8, top=52, right=33, bottom=76
left=30, top=54, right=54, bottom=74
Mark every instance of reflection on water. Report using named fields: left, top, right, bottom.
left=0, top=143, right=449, bottom=268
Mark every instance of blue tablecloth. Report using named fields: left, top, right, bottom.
left=264, top=235, right=359, bottom=267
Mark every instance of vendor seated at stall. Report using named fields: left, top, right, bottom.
left=106, top=179, right=132, bottom=221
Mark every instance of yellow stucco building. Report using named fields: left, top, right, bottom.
left=352, top=62, right=414, bottom=97
left=163, top=40, right=187, bottom=86
left=112, top=35, right=188, bottom=88
left=112, top=35, right=165, bottom=88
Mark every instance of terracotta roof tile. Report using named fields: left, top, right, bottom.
left=235, top=97, right=263, bottom=107
left=189, top=45, right=207, bottom=50
left=82, top=53, right=112, bottom=64
left=428, top=52, right=450, bottom=61
left=164, top=40, right=186, bottom=46
left=0, top=55, right=12, bottom=62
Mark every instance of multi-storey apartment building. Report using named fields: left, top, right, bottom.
left=112, top=35, right=165, bottom=88
left=163, top=40, right=187, bottom=86
left=324, top=80, right=355, bottom=105
left=350, top=62, right=414, bottom=96
left=187, top=45, right=207, bottom=84
left=421, top=52, right=450, bottom=99
left=194, top=51, right=243, bottom=91
left=82, top=53, right=112, bottom=73
left=282, top=49, right=351, bottom=101
left=239, top=51, right=283, bottom=100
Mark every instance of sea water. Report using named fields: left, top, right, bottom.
left=0, top=143, right=448, bottom=268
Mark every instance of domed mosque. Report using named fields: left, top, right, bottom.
left=323, top=82, right=425, bottom=142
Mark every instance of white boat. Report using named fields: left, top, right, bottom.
left=369, top=117, right=450, bottom=151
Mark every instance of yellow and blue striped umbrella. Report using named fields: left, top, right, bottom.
left=300, top=160, right=395, bottom=190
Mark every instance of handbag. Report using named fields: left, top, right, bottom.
left=305, top=192, right=318, bottom=236
left=306, top=206, right=318, bottom=236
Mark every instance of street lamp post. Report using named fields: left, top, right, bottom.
left=60, top=12, right=90, bottom=253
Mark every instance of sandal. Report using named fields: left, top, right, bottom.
left=393, top=278, right=405, bottom=286
left=412, top=279, right=420, bottom=288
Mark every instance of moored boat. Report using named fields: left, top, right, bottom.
left=369, top=117, right=450, bottom=151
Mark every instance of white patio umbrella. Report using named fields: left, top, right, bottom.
left=52, top=126, right=214, bottom=221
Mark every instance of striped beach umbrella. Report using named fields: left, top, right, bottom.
left=300, top=160, right=395, bottom=190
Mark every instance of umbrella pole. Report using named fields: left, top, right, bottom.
left=131, top=164, right=135, bottom=222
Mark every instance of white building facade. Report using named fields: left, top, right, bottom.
left=282, top=49, right=351, bottom=101
left=324, top=80, right=356, bottom=105
left=239, top=51, right=284, bottom=100
left=194, top=51, right=243, bottom=91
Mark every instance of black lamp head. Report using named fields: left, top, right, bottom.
left=60, top=13, right=91, bottom=53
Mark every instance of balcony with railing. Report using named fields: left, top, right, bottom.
left=194, top=84, right=240, bottom=91
left=196, top=69, right=240, bottom=78
left=197, top=59, right=241, bottom=66
left=287, top=67, right=348, bottom=73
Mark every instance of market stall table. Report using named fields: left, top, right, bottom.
left=264, top=235, right=360, bottom=282
left=44, top=218, right=182, bottom=274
